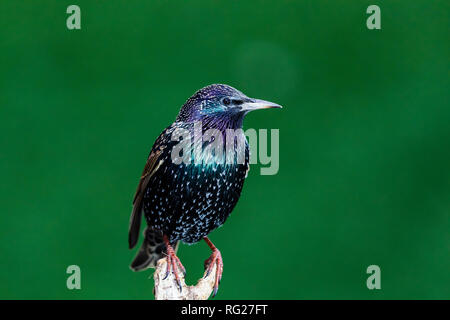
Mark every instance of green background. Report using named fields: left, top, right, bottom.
left=0, top=1, right=448, bottom=299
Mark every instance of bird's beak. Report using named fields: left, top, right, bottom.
left=240, top=98, right=283, bottom=112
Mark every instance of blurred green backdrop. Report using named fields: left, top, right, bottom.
left=0, top=1, right=448, bottom=299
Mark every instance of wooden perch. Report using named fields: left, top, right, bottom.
left=153, top=257, right=217, bottom=300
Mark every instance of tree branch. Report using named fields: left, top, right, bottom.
left=153, top=257, right=217, bottom=300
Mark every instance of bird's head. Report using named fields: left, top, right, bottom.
left=176, top=84, right=282, bottom=129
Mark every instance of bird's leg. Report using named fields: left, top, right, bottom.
left=162, top=235, right=185, bottom=292
left=203, top=237, right=223, bottom=297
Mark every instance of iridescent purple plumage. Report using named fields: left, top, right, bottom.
left=128, top=84, right=281, bottom=296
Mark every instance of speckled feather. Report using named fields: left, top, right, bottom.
left=129, top=84, right=278, bottom=271
left=141, top=122, right=249, bottom=244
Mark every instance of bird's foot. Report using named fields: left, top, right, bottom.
left=203, top=238, right=223, bottom=298
left=163, top=236, right=186, bottom=292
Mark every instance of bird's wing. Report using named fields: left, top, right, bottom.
left=128, top=146, right=165, bottom=249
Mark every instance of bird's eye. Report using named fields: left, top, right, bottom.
left=222, top=97, right=231, bottom=106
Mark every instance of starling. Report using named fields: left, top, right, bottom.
left=129, top=84, right=281, bottom=296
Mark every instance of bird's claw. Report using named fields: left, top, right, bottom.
left=203, top=248, right=223, bottom=298
left=162, top=268, right=170, bottom=280
left=163, top=250, right=186, bottom=292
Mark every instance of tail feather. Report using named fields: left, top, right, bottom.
left=130, top=227, right=178, bottom=271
